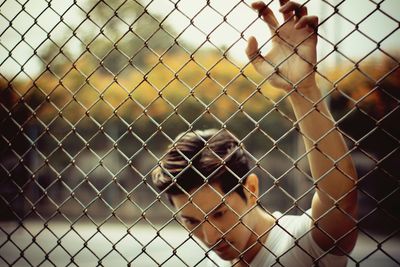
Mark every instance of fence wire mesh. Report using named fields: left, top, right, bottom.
left=0, top=0, right=399, bottom=266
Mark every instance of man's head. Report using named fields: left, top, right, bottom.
left=152, top=129, right=251, bottom=200
left=152, top=129, right=261, bottom=260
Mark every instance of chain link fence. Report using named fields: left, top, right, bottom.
left=1, top=0, right=399, bottom=266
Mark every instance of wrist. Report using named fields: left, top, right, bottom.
left=288, top=83, right=333, bottom=120
left=287, top=73, right=320, bottom=97
left=288, top=82, right=321, bottom=103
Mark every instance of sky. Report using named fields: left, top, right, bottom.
left=1, top=0, right=399, bottom=80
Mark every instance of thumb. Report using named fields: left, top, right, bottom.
left=245, top=36, right=259, bottom=60
left=245, top=36, right=270, bottom=76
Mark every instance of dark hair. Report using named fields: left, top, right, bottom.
left=152, top=129, right=250, bottom=202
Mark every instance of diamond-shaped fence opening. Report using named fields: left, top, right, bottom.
left=1, top=0, right=400, bottom=266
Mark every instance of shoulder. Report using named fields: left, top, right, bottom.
left=273, top=210, right=311, bottom=236
left=271, top=209, right=349, bottom=267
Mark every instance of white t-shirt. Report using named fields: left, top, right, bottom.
left=207, top=209, right=348, bottom=267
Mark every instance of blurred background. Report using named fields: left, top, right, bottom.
left=0, top=0, right=399, bottom=266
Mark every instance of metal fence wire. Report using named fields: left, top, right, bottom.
left=0, top=0, right=399, bottom=266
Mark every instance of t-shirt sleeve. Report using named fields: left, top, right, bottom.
left=295, top=209, right=349, bottom=267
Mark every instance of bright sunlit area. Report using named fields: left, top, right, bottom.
left=1, top=0, right=399, bottom=79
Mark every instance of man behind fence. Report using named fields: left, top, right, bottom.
left=152, top=1, right=358, bottom=266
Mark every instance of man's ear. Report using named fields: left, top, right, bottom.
left=243, top=173, right=259, bottom=206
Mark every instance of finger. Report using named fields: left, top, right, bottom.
left=279, top=0, right=289, bottom=6
left=279, top=2, right=294, bottom=21
left=295, top=15, right=319, bottom=30
left=298, top=6, right=307, bottom=18
left=251, top=1, right=279, bottom=31
left=246, top=36, right=261, bottom=60
left=279, top=1, right=306, bottom=21
left=246, top=36, right=270, bottom=74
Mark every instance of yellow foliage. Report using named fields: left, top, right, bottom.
left=3, top=49, right=296, bottom=123
left=324, top=55, right=399, bottom=117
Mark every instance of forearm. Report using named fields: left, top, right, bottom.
left=288, top=85, right=358, bottom=209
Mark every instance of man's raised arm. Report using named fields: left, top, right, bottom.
left=246, top=0, right=358, bottom=255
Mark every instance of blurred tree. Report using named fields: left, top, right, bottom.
left=33, top=0, right=186, bottom=80
left=83, top=0, right=182, bottom=74
left=327, top=54, right=400, bottom=233
left=1, top=0, right=399, bottom=222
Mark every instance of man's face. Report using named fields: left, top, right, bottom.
left=170, top=184, right=256, bottom=261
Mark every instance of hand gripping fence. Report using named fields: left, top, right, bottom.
left=0, top=0, right=399, bottom=266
